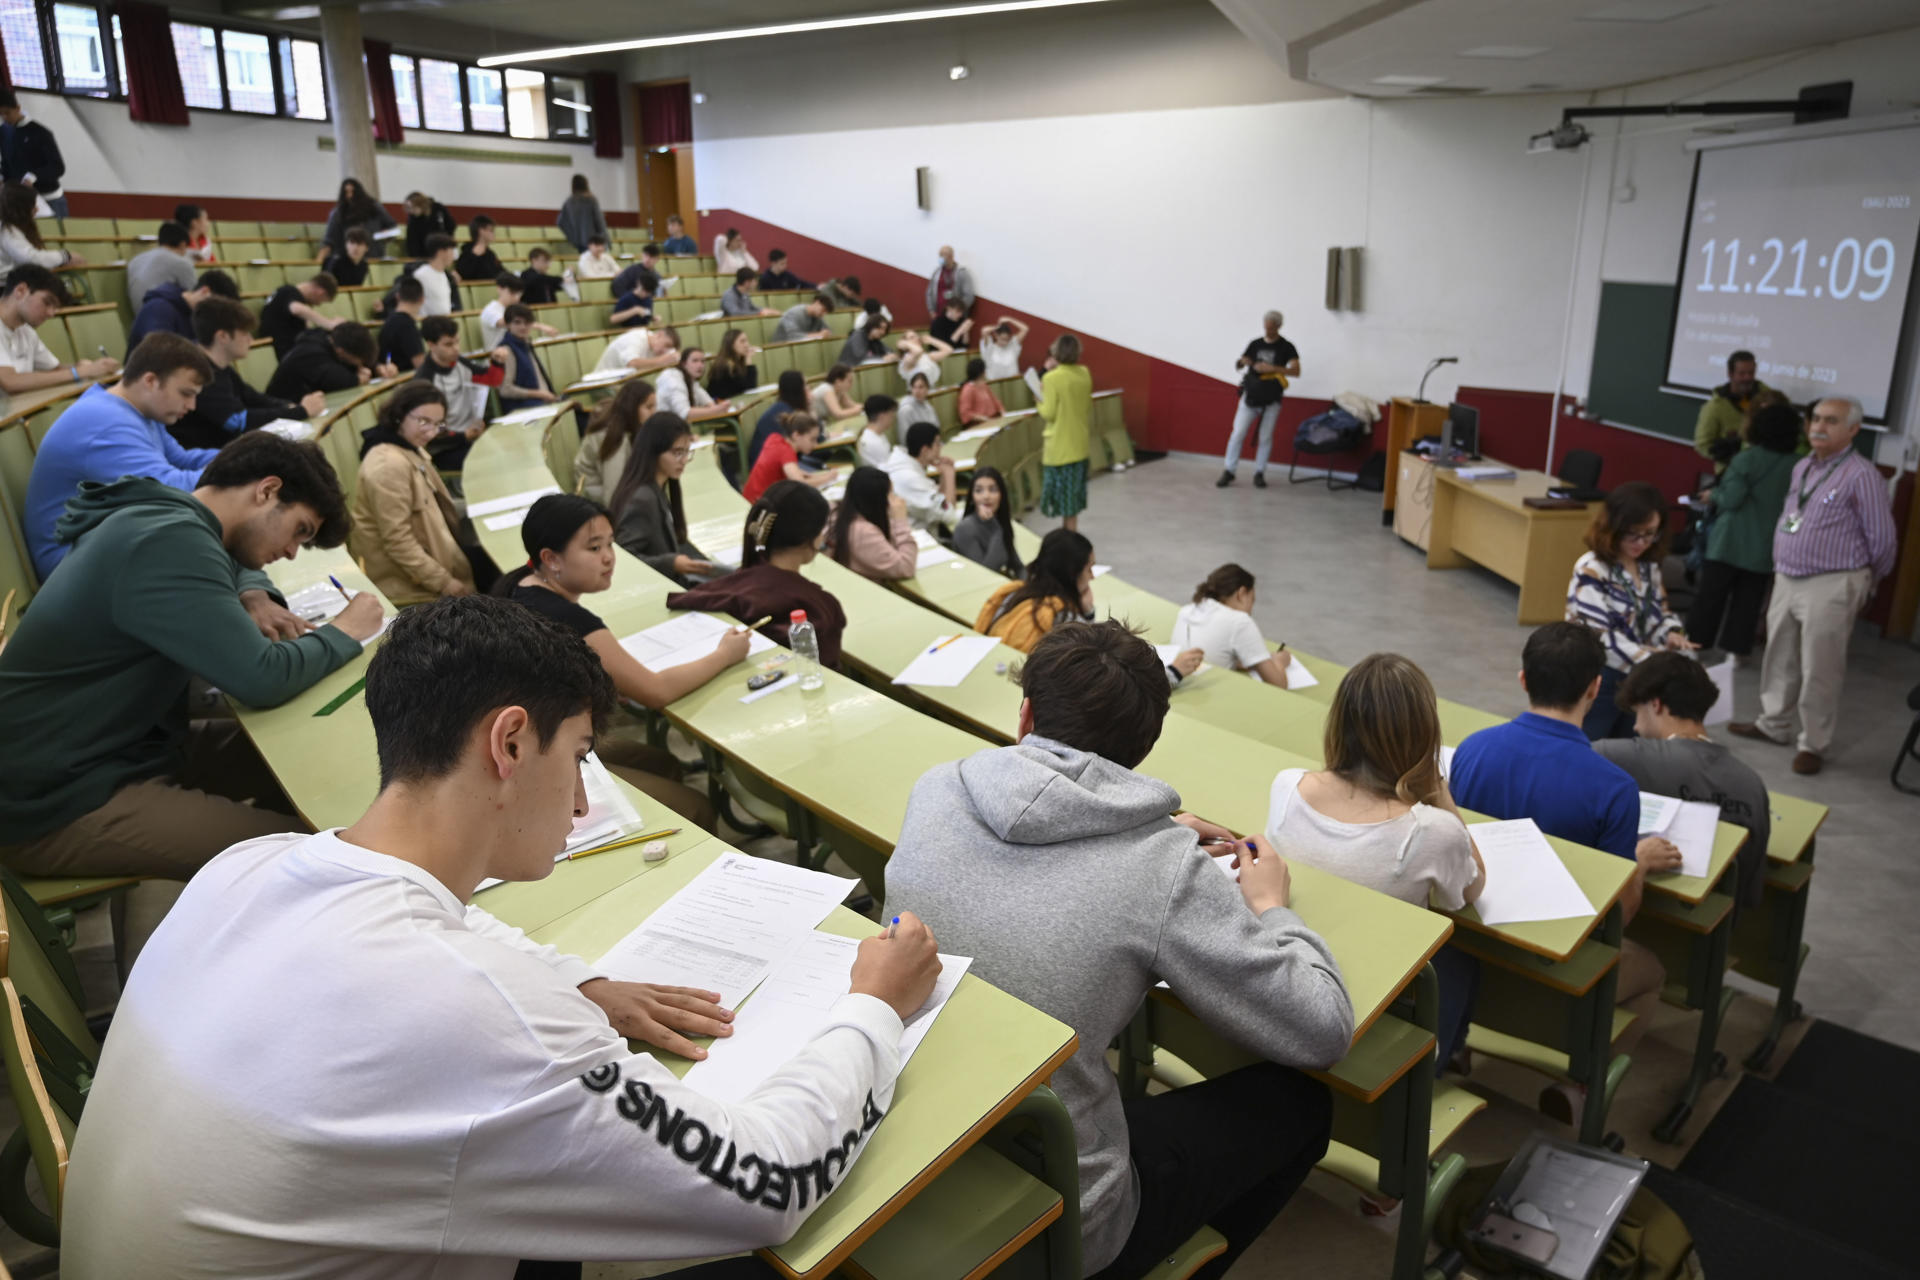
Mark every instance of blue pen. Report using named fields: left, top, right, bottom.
left=887, top=915, right=900, bottom=939
left=328, top=574, right=353, bottom=604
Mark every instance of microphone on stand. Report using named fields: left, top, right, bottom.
left=1416, top=356, right=1459, bottom=404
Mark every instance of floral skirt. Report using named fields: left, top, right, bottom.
left=1040, top=460, right=1088, bottom=518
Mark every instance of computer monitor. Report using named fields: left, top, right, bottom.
left=1443, top=402, right=1479, bottom=458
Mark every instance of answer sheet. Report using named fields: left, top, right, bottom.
left=281, top=582, right=393, bottom=642
left=894, top=635, right=999, bottom=687
left=683, top=930, right=972, bottom=1101
left=467, top=484, right=561, bottom=518
left=620, top=613, right=775, bottom=672
left=1661, top=800, right=1720, bottom=880
left=1468, top=819, right=1596, bottom=926
left=592, top=853, right=858, bottom=1008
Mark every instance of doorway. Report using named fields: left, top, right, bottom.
left=634, top=81, right=696, bottom=241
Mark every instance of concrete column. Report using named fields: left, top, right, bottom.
left=319, top=5, right=380, bottom=196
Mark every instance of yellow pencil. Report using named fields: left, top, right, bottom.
left=568, top=828, right=682, bottom=860
left=742, top=615, right=775, bottom=632
left=929, top=635, right=962, bottom=654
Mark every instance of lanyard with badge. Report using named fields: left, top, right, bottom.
left=1783, top=454, right=1846, bottom=534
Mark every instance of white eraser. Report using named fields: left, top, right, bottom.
left=642, top=840, right=670, bottom=862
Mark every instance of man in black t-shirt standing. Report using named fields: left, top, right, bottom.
left=1218, top=309, right=1300, bottom=489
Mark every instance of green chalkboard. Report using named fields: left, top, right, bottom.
left=1586, top=281, right=1702, bottom=443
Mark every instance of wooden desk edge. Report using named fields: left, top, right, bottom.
left=763, top=1031, right=1080, bottom=1280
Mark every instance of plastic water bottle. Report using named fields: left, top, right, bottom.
left=788, top=609, right=824, bottom=691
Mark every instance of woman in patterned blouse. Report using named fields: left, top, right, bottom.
left=1565, top=481, right=1697, bottom=739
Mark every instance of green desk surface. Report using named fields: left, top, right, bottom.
left=521, top=846, right=1079, bottom=1280
left=1766, top=790, right=1827, bottom=864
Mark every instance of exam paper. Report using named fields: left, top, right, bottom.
left=281, top=582, right=392, bottom=641
left=620, top=613, right=775, bottom=673
left=468, top=485, right=561, bottom=518
left=490, top=403, right=567, bottom=426
left=950, top=425, right=1000, bottom=443
left=1437, top=744, right=1456, bottom=781
left=915, top=544, right=958, bottom=568
left=1248, top=655, right=1318, bottom=690
left=259, top=418, right=317, bottom=442
left=572, top=368, right=632, bottom=388
left=482, top=508, right=532, bottom=532
left=1468, top=819, right=1595, bottom=926
left=593, top=852, right=858, bottom=1008
left=1091, top=564, right=1114, bottom=578
left=1637, top=792, right=1681, bottom=835
left=683, top=930, right=972, bottom=1101
left=1661, top=800, right=1720, bottom=879
left=894, top=635, right=998, bottom=687
left=568, top=754, right=644, bottom=854
left=1703, top=656, right=1735, bottom=727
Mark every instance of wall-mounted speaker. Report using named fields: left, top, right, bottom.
left=1325, top=247, right=1363, bottom=310
left=915, top=166, right=931, bottom=212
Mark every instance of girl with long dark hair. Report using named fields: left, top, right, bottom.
left=609, top=412, right=714, bottom=586
left=666, top=481, right=846, bottom=668
left=573, top=379, right=655, bottom=504
left=827, top=467, right=917, bottom=581
left=953, top=465, right=1021, bottom=576
left=975, top=528, right=1096, bottom=653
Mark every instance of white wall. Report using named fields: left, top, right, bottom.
left=673, top=8, right=1920, bottom=452
left=26, top=90, right=635, bottom=212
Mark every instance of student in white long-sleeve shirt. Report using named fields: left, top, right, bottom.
left=883, top=420, right=960, bottom=533
left=60, top=594, right=941, bottom=1280
left=1171, top=563, right=1293, bottom=687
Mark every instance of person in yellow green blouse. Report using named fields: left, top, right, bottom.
left=1039, top=333, right=1093, bottom=531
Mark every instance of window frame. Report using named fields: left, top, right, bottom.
left=6, top=7, right=596, bottom=144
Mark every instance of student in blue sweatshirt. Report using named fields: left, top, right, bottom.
left=659, top=215, right=696, bottom=256
left=24, top=331, right=217, bottom=579
left=125, top=269, right=239, bottom=352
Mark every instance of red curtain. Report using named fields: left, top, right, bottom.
left=635, top=81, right=692, bottom=149
left=114, top=1, right=189, bottom=126
left=365, top=38, right=403, bottom=144
left=590, top=71, right=623, bottom=159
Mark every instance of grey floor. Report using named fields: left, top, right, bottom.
left=1053, top=452, right=1920, bottom=1054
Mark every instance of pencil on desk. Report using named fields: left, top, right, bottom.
left=928, top=635, right=962, bottom=654
left=568, top=828, right=682, bottom=860
left=742, top=615, right=774, bottom=632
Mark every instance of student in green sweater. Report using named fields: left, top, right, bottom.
left=0, top=431, right=382, bottom=963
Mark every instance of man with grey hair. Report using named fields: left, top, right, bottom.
left=1218, top=310, right=1300, bottom=488
left=1729, top=395, right=1895, bottom=775
left=926, top=245, right=975, bottom=319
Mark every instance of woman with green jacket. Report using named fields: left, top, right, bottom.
left=1687, top=401, right=1802, bottom=656
left=1038, top=332, right=1093, bottom=530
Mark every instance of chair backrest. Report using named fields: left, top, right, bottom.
left=0, top=972, right=70, bottom=1242
left=1561, top=449, right=1603, bottom=492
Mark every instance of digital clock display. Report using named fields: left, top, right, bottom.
left=1665, top=125, right=1920, bottom=421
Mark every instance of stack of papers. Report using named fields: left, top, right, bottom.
left=620, top=613, right=775, bottom=672
left=1637, top=793, right=1717, bottom=878
left=490, top=403, right=568, bottom=426
left=569, top=754, right=645, bottom=854
left=894, top=635, right=999, bottom=687
left=684, top=931, right=971, bottom=1101
left=260, top=418, right=317, bottom=442
left=949, top=425, right=1001, bottom=443
left=469, top=485, right=561, bottom=518
left=909, top=530, right=958, bottom=568
left=1468, top=819, right=1596, bottom=926
left=593, top=852, right=858, bottom=1008
left=282, top=582, right=392, bottom=642
left=1455, top=465, right=1517, bottom=481
left=571, top=368, right=632, bottom=389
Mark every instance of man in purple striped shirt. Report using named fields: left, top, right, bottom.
left=1730, top=396, right=1895, bottom=775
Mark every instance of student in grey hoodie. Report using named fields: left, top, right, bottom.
left=886, top=620, right=1353, bottom=1279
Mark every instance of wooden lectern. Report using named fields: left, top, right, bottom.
left=1382, top=397, right=1448, bottom=523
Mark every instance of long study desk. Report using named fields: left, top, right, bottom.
left=1421, top=458, right=1601, bottom=625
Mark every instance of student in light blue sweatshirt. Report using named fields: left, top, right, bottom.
left=23, top=331, right=217, bottom=579
left=886, top=619, right=1353, bottom=1280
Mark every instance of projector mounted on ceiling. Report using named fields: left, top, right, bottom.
left=1526, top=81, right=1851, bottom=154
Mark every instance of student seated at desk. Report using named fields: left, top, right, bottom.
left=669, top=481, right=846, bottom=669
left=59, top=595, right=941, bottom=1278
left=494, top=305, right=558, bottom=406
left=1567, top=482, right=1696, bottom=740
left=0, top=432, right=379, bottom=968
left=976, top=529, right=1096, bottom=654
left=610, top=412, right=715, bottom=587
left=747, top=371, right=810, bottom=472
left=958, top=357, right=1004, bottom=425
left=858, top=394, right=897, bottom=470
left=896, top=330, right=950, bottom=389
left=1172, top=564, right=1293, bottom=687
left=1266, top=653, right=1484, bottom=1069
left=498, top=494, right=726, bottom=829
left=518, top=247, right=566, bottom=306
left=827, top=467, right=917, bottom=582
left=771, top=294, right=833, bottom=345
left=575, top=379, right=655, bottom=505
left=0, top=264, right=118, bottom=396
left=596, top=324, right=681, bottom=376
left=1597, top=651, right=1769, bottom=912
left=171, top=296, right=327, bottom=451
left=660, top=213, right=697, bottom=256
left=322, top=227, right=372, bottom=288
left=980, top=317, right=1028, bottom=381
left=887, top=619, right=1352, bottom=1280
left=265, top=320, right=383, bottom=402
left=24, top=332, right=217, bottom=579
left=349, top=382, right=492, bottom=605
left=721, top=267, right=776, bottom=318
left=838, top=313, right=892, bottom=366
left=810, top=362, right=862, bottom=426
left=379, top=275, right=429, bottom=371
left=659, top=346, right=734, bottom=424
left=705, top=329, right=759, bottom=402
left=884, top=421, right=960, bottom=535
left=745, top=410, right=837, bottom=504
left=954, top=465, right=1022, bottom=577
left=1448, top=622, right=1681, bottom=1122
left=125, top=268, right=239, bottom=351
left=898, top=372, right=939, bottom=432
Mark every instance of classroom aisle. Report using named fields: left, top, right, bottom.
left=1044, top=452, right=1920, bottom=1054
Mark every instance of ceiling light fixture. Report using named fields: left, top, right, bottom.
left=476, top=0, right=1121, bottom=66
left=550, top=98, right=593, bottom=112
left=950, top=64, right=970, bottom=79
left=1370, top=74, right=1447, bottom=87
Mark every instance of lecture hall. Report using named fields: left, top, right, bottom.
left=0, top=0, right=1916, bottom=1276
